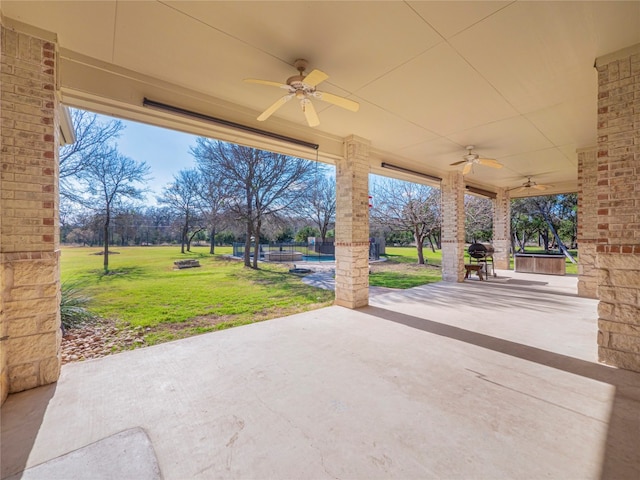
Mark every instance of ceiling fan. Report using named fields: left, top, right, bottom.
left=509, top=176, right=552, bottom=193
left=450, top=146, right=503, bottom=175
left=244, top=59, right=359, bottom=127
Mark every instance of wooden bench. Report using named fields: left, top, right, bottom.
left=174, top=259, right=201, bottom=269
left=464, top=264, right=484, bottom=281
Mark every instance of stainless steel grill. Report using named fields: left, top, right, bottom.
left=468, top=243, right=496, bottom=278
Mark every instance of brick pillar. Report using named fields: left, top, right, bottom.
left=492, top=188, right=510, bottom=270
left=1, top=25, right=61, bottom=404
left=441, top=171, right=465, bottom=282
left=594, top=44, right=640, bottom=372
left=335, top=135, right=369, bottom=308
left=577, top=147, right=598, bottom=299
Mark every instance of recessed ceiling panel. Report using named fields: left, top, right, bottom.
left=408, top=0, right=511, bottom=39
left=357, top=42, right=518, bottom=135
left=2, top=0, right=117, bottom=62
left=446, top=115, right=554, bottom=160
left=525, top=93, right=597, bottom=149
left=165, top=1, right=444, bottom=93
left=318, top=99, right=438, bottom=153
left=112, top=2, right=273, bottom=107
left=450, top=1, right=639, bottom=114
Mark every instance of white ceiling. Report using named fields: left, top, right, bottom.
left=3, top=1, right=639, bottom=195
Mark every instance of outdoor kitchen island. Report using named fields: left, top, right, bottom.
left=515, top=253, right=566, bottom=275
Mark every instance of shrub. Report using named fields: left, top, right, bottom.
left=60, top=280, right=96, bottom=331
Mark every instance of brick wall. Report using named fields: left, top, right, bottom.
left=334, top=136, right=370, bottom=308
left=577, top=147, right=598, bottom=298
left=492, top=188, right=510, bottom=270
left=1, top=25, right=61, bottom=403
left=594, top=44, right=640, bottom=372
left=441, top=171, right=465, bottom=282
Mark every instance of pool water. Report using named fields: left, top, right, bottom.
left=302, top=255, right=335, bottom=262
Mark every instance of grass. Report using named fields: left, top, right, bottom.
left=372, top=246, right=442, bottom=288
left=382, top=245, right=579, bottom=276
left=61, top=246, right=334, bottom=345
left=60, top=243, right=578, bottom=348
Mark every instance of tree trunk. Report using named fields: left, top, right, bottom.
left=252, top=219, right=261, bottom=269
left=103, top=211, right=110, bottom=273
left=244, top=220, right=252, bottom=267
left=415, top=230, right=425, bottom=265
left=209, top=226, right=216, bottom=254
left=536, top=206, right=576, bottom=263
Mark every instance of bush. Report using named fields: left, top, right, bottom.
left=60, top=281, right=96, bottom=331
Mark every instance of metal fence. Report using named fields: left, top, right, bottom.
left=232, top=240, right=380, bottom=262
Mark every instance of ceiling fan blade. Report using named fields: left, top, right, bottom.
left=302, top=99, right=320, bottom=127
left=533, top=184, right=549, bottom=190
left=302, top=69, right=329, bottom=87
left=314, top=91, right=360, bottom=112
left=478, top=158, right=503, bottom=168
left=513, top=186, right=527, bottom=193
left=462, top=163, right=473, bottom=175
left=449, top=160, right=468, bottom=166
left=244, top=78, right=289, bottom=89
left=257, top=94, right=293, bottom=122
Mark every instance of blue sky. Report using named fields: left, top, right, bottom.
left=108, top=116, right=198, bottom=201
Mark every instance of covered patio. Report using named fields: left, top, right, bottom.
left=2, top=271, right=639, bottom=479
left=1, top=3, right=640, bottom=474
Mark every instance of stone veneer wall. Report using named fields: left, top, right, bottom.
left=595, top=44, right=640, bottom=372
left=577, top=147, right=598, bottom=299
left=1, top=24, right=61, bottom=403
left=441, top=171, right=465, bottom=282
left=492, top=188, right=510, bottom=270
left=334, top=136, right=370, bottom=308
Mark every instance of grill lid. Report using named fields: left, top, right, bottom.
left=468, top=243, right=494, bottom=257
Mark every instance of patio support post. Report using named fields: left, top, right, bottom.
left=577, top=147, right=598, bottom=299
left=441, top=171, right=465, bottom=282
left=492, top=188, right=510, bottom=270
left=0, top=24, right=61, bottom=404
left=594, top=44, right=640, bottom=372
left=334, top=135, right=370, bottom=308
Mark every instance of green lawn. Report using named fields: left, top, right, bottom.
left=372, top=246, right=443, bottom=288
left=381, top=245, right=579, bottom=275
left=61, top=246, right=334, bottom=343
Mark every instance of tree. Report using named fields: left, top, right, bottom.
left=300, top=171, right=336, bottom=242
left=371, top=177, right=440, bottom=264
left=158, top=169, right=203, bottom=253
left=295, top=225, right=320, bottom=243
left=77, top=148, right=150, bottom=272
left=59, top=109, right=124, bottom=201
left=510, top=194, right=577, bottom=262
left=465, top=195, right=493, bottom=243
left=194, top=154, right=233, bottom=254
left=192, top=139, right=316, bottom=268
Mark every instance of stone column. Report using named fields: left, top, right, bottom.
left=594, top=44, right=640, bottom=372
left=441, top=171, right=465, bottom=282
left=492, top=188, right=510, bottom=270
left=334, top=136, right=370, bottom=308
left=1, top=25, right=61, bottom=403
left=577, top=147, right=598, bottom=299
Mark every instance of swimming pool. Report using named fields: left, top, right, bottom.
left=301, top=255, right=336, bottom=262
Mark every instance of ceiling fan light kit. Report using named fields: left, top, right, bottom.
left=509, top=176, right=552, bottom=193
left=449, top=145, right=503, bottom=175
left=245, top=59, right=360, bottom=127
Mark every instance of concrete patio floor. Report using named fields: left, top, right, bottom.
left=2, top=271, right=640, bottom=479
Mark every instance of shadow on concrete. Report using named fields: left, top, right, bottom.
left=1, top=383, right=57, bottom=479
left=363, top=306, right=640, bottom=480
left=372, top=281, right=578, bottom=315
